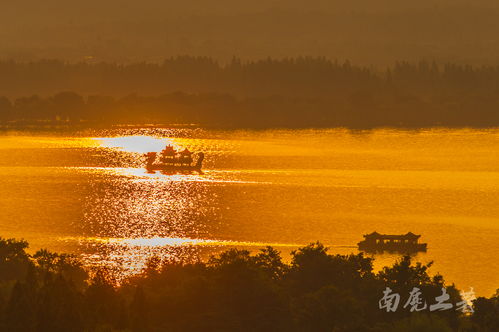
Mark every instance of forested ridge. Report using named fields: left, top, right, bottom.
left=1, top=57, right=499, bottom=128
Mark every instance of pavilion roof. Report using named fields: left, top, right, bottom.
left=179, top=148, right=192, bottom=155
left=363, top=232, right=421, bottom=239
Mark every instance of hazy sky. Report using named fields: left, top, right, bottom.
left=2, top=0, right=499, bottom=64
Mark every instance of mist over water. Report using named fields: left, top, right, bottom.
left=0, top=128, right=498, bottom=296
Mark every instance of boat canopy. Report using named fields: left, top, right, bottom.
left=363, top=232, right=421, bottom=240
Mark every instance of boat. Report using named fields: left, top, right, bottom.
left=357, top=232, right=427, bottom=253
left=144, top=146, right=204, bottom=173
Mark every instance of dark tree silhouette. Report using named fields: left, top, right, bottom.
left=0, top=236, right=497, bottom=331
left=2, top=58, right=499, bottom=129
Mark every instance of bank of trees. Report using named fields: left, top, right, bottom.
left=1, top=58, right=499, bottom=128
left=0, top=237, right=497, bottom=331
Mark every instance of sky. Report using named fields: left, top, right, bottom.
left=2, top=0, right=499, bottom=65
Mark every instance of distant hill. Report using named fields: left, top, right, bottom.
left=2, top=58, right=499, bottom=128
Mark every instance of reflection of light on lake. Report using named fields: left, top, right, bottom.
left=94, top=136, right=180, bottom=153
left=63, top=235, right=301, bottom=248
left=60, top=235, right=302, bottom=280
left=78, top=165, right=266, bottom=250
left=72, top=163, right=274, bottom=280
left=82, top=172, right=208, bottom=239
left=73, top=167, right=266, bottom=184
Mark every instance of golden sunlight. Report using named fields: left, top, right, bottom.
left=94, top=136, right=181, bottom=154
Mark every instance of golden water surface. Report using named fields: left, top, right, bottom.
left=0, top=128, right=498, bottom=296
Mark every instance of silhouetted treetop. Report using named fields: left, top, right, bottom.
left=0, top=237, right=497, bottom=331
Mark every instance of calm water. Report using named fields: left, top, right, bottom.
left=0, top=128, right=498, bottom=296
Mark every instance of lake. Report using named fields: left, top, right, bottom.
left=0, top=128, right=498, bottom=296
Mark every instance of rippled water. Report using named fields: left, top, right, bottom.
left=0, top=128, right=498, bottom=296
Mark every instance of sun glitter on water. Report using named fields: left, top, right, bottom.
left=94, top=136, right=180, bottom=153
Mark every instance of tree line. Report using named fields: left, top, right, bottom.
left=0, top=237, right=497, bottom=331
left=3, top=57, right=499, bottom=98
left=1, top=57, right=499, bottom=128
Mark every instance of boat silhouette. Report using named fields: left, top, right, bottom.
left=144, top=146, right=204, bottom=173
left=358, top=232, right=427, bottom=253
